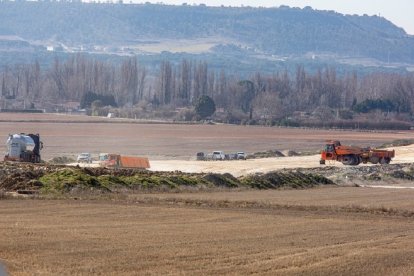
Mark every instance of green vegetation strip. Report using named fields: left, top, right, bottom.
left=0, top=163, right=333, bottom=194
left=39, top=168, right=332, bottom=194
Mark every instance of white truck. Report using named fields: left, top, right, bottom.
left=212, top=151, right=225, bottom=160
left=4, top=133, right=43, bottom=163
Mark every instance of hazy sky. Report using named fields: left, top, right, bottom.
left=140, top=0, right=414, bottom=35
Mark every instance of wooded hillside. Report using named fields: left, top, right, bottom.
left=0, top=2, right=413, bottom=65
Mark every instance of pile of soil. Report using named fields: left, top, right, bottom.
left=247, top=150, right=285, bottom=159
left=304, top=163, right=414, bottom=184
left=48, top=156, right=76, bottom=164
left=0, top=162, right=333, bottom=194
left=285, top=150, right=300, bottom=157
left=3, top=161, right=412, bottom=195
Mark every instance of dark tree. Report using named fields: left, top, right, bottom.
left=80, top=91, right=117, bottom=108
left=195, top=95, right=216, bottom=119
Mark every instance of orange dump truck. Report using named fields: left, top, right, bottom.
left=99, top=153, right=150, bottom=169
left=320, top=140, right=395, bottom=166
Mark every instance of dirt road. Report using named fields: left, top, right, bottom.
left=73, top=144, right=414, bottom=177
left=149, top=144, right=414, bottom=176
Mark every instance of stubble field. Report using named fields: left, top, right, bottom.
left=2, top=113, right=414, bottom=275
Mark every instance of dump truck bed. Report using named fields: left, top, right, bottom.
left=368, top=149, right=395, bottom=158
left=119, top=156, right=150, bottom=169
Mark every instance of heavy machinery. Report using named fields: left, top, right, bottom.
left=320, top=140, right=395, bottom=166
left=99, top=153, right=150, bottom=169
left=4, top=133, right=43, bottom=163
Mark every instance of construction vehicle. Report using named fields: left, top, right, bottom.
left=320, top=140, right=395, bottom=166
left=77, top=152, right=93, bottom=163
left=4, top=133, right=43, bottom=163
left=99, top=153, right=150, bottom=169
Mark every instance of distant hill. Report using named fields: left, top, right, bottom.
left=0, top=2, right=413, bottom=72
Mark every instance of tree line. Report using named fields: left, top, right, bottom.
left=1, top=55, right=414, bottom=124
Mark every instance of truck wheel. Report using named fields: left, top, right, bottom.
left=342, top=155, right=357, bottom=165
left=369, top=156, right=379, bottom=164
left=350, top=155, right=359, bottom=166
left=380, top=158, right=390, bottom=165
left=320, top=159, right=326, bottom=165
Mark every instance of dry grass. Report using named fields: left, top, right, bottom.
left=2, top=188, right=414, bottom=275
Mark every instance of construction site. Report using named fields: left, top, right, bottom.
left=2, top=112, right=414, bottom=275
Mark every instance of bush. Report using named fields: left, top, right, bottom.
left=80, top=91, right=117, bottom=109
left=353, top=99, right=409, bottom=113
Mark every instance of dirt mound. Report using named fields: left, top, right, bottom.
left=202, top=173, right=240, bottom=188
left=241, top=171, right=333, bottom=189
left=48, top=156, right=76, bottom=164
left=285, top=150, right=300, bottom=156
left=303, top=163, right=414, bottom=185
left=0, top=162, right=49, bottom=191
left=247, top=150, right=285, bottom=159
left=0, top=162, right=333, bottom=194
left=5, top=161, right=414, bottom=195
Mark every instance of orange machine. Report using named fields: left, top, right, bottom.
left=320, top=140, right=395, bottom=166
left=99, top=153, right=150, bottom=169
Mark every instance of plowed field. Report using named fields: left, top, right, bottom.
left=0, top=112, right=412, bottom=160
left=2, top=113, right=414, bottom=275
left=2, top=190, right=414, bottom=275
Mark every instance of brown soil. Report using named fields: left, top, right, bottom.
left=1, top=193, right=414, bottom=275
left=2, top=113, right=414, bottom=275
left=0, top=113, right=412, bottom=160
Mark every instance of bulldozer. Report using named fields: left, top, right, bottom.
left=320, top=140, right=394, bottom=166
left=4, top=133, right=43, bottom=163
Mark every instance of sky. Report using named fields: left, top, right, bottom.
left=139, top=0, right=414, bottom=35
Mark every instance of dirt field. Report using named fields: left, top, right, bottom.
left=2, top=188, right=414, bottom=275
left=2, top=113, right=414, bottom=275
left=0, top=113, right=412, bottom=161
left=149, top=143, right=414, bottom=176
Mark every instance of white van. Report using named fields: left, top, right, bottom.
left=212, top=151, right=225, bottom=160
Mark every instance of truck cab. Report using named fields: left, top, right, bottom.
left=320, top=141, right=340, bottom=164
left=320, top=140, right=362, bottom=165
left=99, top=153, right=119, bottom=167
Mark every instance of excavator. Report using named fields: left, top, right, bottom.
left=4, top=133, right=43, bottom=163
left=320, top=140, right=394, bottom=166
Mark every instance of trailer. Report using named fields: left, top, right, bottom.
left=99, top=153, right=150, bottom=169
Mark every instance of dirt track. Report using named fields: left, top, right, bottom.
left=149, top=144, right=414, bottom=176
